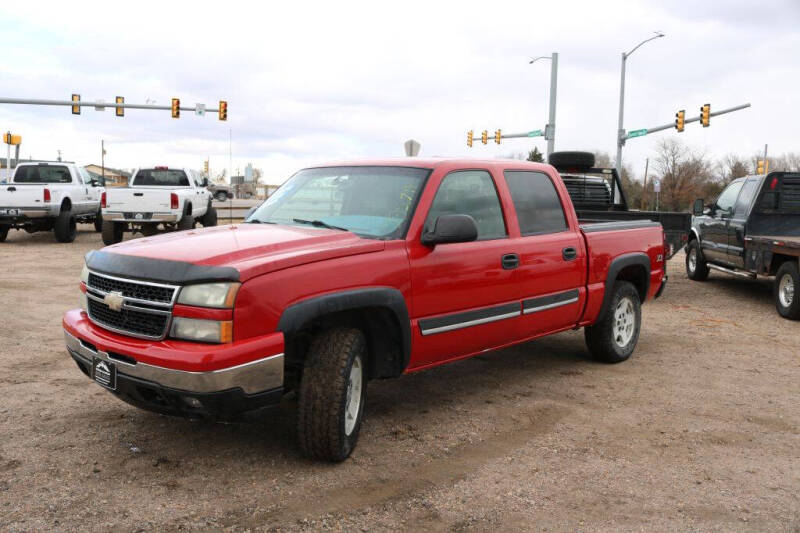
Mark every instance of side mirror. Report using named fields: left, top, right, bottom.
left=692, top=198, right=704, bottom=216
left=421, top=214, right=478, bottom=246
left=90, top=179, right=99, bottom=187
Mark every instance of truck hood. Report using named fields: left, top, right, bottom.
left=94, top=223, right=385, bottom=282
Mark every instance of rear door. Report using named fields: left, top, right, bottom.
left=408, top=168, right=521, bottom=367
left=727, top=177, right=762, bottom=268
left=504, top=170, right=586, bottom=335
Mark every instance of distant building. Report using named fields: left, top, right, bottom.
left=85, top=164, right=131, bottom=187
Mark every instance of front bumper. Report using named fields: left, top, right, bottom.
left=64, top=309, right=285, bottom=417
left=103, top=212, right=179, bottom=223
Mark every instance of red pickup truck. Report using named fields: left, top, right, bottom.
left=63, top=158, right=667, bottom=461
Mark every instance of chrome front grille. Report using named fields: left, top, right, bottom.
left=85, top=271, right=179, bottom=340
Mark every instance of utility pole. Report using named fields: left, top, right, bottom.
left=641, top=157, right=649, bottom=210
left=764, top=143, right=769, bottom=169
left=101, top=140, right=105, bottom=184
left=529, top=53, right=559, bottom=157
left=57, top=149, right=62, bottom=162
left=616, top=32, right=665, bottom=174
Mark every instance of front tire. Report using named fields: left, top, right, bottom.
left=0, top=225, right=9, bottom=242
left=102, top=221, right=124, bottom=245
left=774, top=261, right=800, bottom=320
left=297, top=327, right=368, bottom=462
left=585, top=281, right=642, bottom=364
left=686, top=240, right=710, bottom=281
left=54, top=208, right=77, bottom=243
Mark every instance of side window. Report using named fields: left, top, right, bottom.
left=733, top=178, right=760, bottom=217
left=715, top=180, right=744, bottom=213
left=424, top=170, right=506, bottom=240
left=504, top=171, right=568, bottom=235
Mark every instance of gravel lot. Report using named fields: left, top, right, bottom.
left=1, top=226, right=798, bottom=531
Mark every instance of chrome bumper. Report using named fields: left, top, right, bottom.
left=0, top=208, right=50, bottom=219
left=64, top=330, right=284, bottom=394
left=103, top=213, right=179, bottom=223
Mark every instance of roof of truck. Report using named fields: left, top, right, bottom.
left=302, top=158, right=554, bottom=171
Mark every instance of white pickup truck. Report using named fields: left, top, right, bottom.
left=101, top=166, right=218, bottom=245
left=0, top=161, right=103, bottom=243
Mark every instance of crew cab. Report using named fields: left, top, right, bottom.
left=63, top=158, right=667, bottom=461
left=0, top=161, right=103, bottom=242
left=101, top=166, right=217, bottom=245
left=687, top=171, right=800, bottom=319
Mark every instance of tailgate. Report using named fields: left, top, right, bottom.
left=576, top=209, right=690, bottom=259
left=106, top=188, right=171, bottom=212
left=0, top=184, right=44, bottom=209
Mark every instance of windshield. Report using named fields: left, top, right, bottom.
left=133, top=169, right=190, bottom=187
left=14, top=165, right=72, bottom=184
left=247, top=166, right=429, bottom=239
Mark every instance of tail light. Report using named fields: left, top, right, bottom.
left=101, top=192, right=107, bottom=208
left=43, top=188, right=51, bottom=203
left=170, top=193, right=179, bottom=210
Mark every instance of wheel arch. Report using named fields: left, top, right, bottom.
left=60, top=196, right=72, bottom=212
left=599, top=253, right=651, bottom=320
left=277, top=287, right=411, bottom=381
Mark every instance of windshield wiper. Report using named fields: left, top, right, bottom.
left=292, top=218, right=349, bottom=231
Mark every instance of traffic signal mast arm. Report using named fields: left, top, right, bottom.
left=0, top=97, right=224, bottom=115
left=621, top=102, right=750, bottom=143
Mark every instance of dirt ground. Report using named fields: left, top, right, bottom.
left=1, top=226, right=798, bottom=532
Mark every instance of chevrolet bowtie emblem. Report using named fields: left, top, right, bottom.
left=104, top=291, right=125, bottom=312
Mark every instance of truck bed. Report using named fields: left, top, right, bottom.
left=576, top=209, right=690, bottom=258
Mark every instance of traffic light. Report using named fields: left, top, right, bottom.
left=203, top=160, right=209, bottom=174
left=675, top=109, right=685, bottom=132
left=481, top=130, right=488, bottom=145
left=467, top=130, right=473, bottom=148
left=218, top=100, right=227, bottom=121
left=115, top=96, right=124, bottom=117
left=757, top=159, right=769, bottom=175
left=700, top=103, right=710, bottom=127
left=71, top=94, right=80, bottom=115
left=171, top=98, right=180, bottom=119
left=2, top=133, right=21, bottom=145
left=495, top=129, right=502, bottom=144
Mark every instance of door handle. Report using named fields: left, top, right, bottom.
left=133, top=192, right=144, bottom=196
left=501, top=253, right=519, bottom=270
left=7, top=186, right=15, bottom=192
left=562, top=247, right=577, bottom=261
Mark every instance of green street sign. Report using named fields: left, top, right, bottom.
left=628, top=128, right=648, bottom=138
left=527, top=130, right=543, bottom=137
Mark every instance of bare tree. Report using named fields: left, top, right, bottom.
left=652, top=139, right=714, bottom=211
left=717, top=153, right=750, bottom=184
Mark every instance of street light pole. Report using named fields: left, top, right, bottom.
left=530, top=53, right=558, bottom=158
left=616, top=32, right=665, bottom=175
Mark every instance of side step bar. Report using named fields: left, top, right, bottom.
left=708, top=263, right=757, bottom=279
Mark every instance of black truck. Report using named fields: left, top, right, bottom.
left=549, top=152, right=691, bottom=259
left=686, top=171, right=800, bottom=319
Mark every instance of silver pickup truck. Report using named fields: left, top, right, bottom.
left=0, top=161, right=104, bottom=243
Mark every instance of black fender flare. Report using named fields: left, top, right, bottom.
left=599, top=253, right=651, bottom=319
left=277, top=287, right=411, bottom=376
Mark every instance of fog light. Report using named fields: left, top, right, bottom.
left=182, top=396, right=203, bottom=409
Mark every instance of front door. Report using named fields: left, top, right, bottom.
left=701, top=179, right=743, bottom=263
left=408, top=169, right=520, bottom=367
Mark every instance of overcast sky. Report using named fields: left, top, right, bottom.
left=1, top=0, right=797, bottom=183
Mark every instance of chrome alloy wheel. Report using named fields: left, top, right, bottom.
left=613, top=297, right=636, bottom=348
left=688, top=248, right=697, bottom=273
left=344, top=354, right=363, bottom=436
left=779, top=273, right=795, bottom=308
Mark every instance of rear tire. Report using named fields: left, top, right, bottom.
left=177, top=213, right=194, bottom=231
left=584, top=281, right=642, bottom=364
left=102, top=221, right=124, bottom=245
left=93, top=210, right=103, bottom=232
left=54, top=208, right=77, bottom=243
left=297, top=327, right=368, bottom=462
left=774, top=261, right=800, bottom=320
left=0, top=225, right=9, bottom=242
left=686, top=240, right=710, bottom=281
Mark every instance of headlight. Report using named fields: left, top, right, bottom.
left=170, top=317, right=232, bottom=343
left=80, top=264, right=89, bottom=284
left=177, top=282, right=240, bottom=308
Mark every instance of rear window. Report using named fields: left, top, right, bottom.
left=14, top=165, right=72, bottom=184
left=133, top=169, right=189, bottom=187
left=504, top=171, right=568, bottom=235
